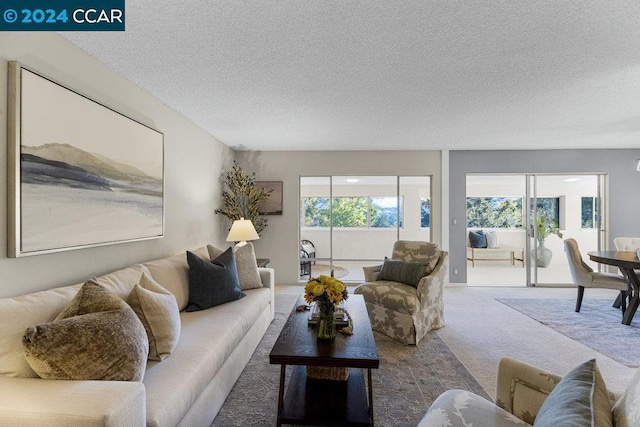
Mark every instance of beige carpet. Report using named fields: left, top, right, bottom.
left=438, top=286, right=636, bottom=397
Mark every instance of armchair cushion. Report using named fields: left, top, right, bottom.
left=378, top=258, right=428, bottom=287
left=356, top=281, right=418, bottom=315
left=419, top=389, right=529, bottom=427
left=534, top=359, right=612, bottom=427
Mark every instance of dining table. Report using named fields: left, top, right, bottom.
left=588, top=250, right=640, bottom=325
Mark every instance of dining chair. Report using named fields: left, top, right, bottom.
left=563, top=238, right=628, bottom=314
left=614, top=237, right=640, bottom=273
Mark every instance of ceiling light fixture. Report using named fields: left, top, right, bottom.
left=636, top=158, right=640, bottom=172
left=346, top=178, right=359, bottom=183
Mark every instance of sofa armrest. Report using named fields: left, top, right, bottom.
left=363, top=265, right=382, bottom=282
left=258, top=267, right=274, bottom=289
left=0, top=377, right=145, bottom=426
left=495, top=357, right=562, bottom=424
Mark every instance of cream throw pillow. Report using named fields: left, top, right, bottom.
left=22, top=280, right=148, bottom=382
left=126, top=272, right=181, bottom=361
left=208, top=243, right=262, bottom=290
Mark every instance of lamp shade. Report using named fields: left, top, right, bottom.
left=226, top=218, right=259, bottom=243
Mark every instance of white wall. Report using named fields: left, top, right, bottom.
left=0, top=34, right=233, bottom=298
left=235, top=151, right=443, bottom=284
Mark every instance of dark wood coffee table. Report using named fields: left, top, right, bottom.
left=269, top=294, right=379, bottom=426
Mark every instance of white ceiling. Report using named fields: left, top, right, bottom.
left=60, top=1, right=640, bottom=152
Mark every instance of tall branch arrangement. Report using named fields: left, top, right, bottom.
left=215, top=162, right=273, bottom=235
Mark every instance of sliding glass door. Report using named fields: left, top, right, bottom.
left=466, top=173, right=607, bottom=286
left=527, top=174, right=606, bottom=286
left=300, top=175, right=431, bottom=282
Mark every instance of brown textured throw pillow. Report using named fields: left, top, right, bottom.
left=126, top=272, right=181, bottom=361
left=22, top=280, right=148, bottom=382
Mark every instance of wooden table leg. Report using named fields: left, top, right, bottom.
left=367, top=367, right=374, bottom=426
left=277, top=364, right=286, bottom=427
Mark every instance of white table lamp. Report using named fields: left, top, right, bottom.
left=226, top=218, right=259, bottom=247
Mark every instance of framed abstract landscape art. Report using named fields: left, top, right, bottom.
left=7, top=62, right=164, bottom=257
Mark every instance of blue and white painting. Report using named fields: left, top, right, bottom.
left=17, top=68, right=163, bottom=254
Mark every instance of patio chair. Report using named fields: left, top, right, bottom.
left=563, top=238, right=628, bottom=315
left=354, top=241, right=448, bottom=345
left=300, top=240, right=316, bottom=278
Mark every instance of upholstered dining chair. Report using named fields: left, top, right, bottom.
left=614, top=237, right=640, bottom=276
left=563, top=238, right=628, bottom=315
left=354, top=241, right=448, bottom=345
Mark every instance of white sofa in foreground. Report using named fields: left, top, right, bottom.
left=0, top=246, right=275, bottom=426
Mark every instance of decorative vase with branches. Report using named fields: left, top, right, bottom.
left=215, top=162, right=272, bottom=235
left=534, top=215, right=563, bottom=268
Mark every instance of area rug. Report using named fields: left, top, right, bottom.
left=311, top=263, right=349, bottom=279
left=212, top=315, right=487, bottom=426
left=498, top=298, right=640, bottom=367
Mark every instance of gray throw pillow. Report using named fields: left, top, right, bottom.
left=126, top=272, right=181, bottom=361
left=378, top=258, right=429, bottom=287
left=22, top=280, right=149, bottom=382
left=534, top=359, right=612, bottom=427
left=186, top=248, right=245, bottom=312
left=208, top=243, right=262, bottom=290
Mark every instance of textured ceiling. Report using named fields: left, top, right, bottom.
left=61, top=1, right=640, bottom=151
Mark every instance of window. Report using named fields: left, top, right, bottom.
left=301, top=197, right=330, bottom=227
left=531, top=197, right=560, bottom=226
left=466, top=197, right=523, bottom=228
left=581, top=197, right=598, bottom=228
left=421, top=197, right=430, bottom=227
left=370, top=197, right=402, bottom=228
left=301, top=196, right=403, bottom=228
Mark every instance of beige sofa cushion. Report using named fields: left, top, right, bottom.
left=22, top=280, right=149, bottom=382
left=143, top=287, right=272, bottom=426
left=126, top=272, right=181, bottom=361
left=144, top=247, right=210, bottom=311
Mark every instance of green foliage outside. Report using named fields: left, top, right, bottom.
left=466, top=197, right=523, bottom=228
left=303, top=197, right=395, bottom=228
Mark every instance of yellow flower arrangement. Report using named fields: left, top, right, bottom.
left=304, top=275, right=348, bottom=305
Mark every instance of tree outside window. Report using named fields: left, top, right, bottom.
left=581, top=197, right=598, bottom=229
left=466, top=197, right=523, bottom=228
left=421, top=197, right=430, bottom=228
left=301, top=196, right=402, bottom=228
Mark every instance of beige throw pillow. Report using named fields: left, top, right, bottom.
left=22, top=280, right=148, bottom=382
left=208, top=243, right=262, bottom=290
left=126, top=272, right=181, bottom=361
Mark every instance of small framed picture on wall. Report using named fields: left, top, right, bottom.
left=256, top=181, right=283, bottom=215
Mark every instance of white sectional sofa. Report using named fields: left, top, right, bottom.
left=0, top=246, right=275, bottom=426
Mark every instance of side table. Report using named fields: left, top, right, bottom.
left=256, top=258, right=270, bottom=268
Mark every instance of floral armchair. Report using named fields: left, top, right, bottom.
left=354, top=241, right=448, bottom=345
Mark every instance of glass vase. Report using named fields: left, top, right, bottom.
left=316, top=300, right=337, bottom=341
